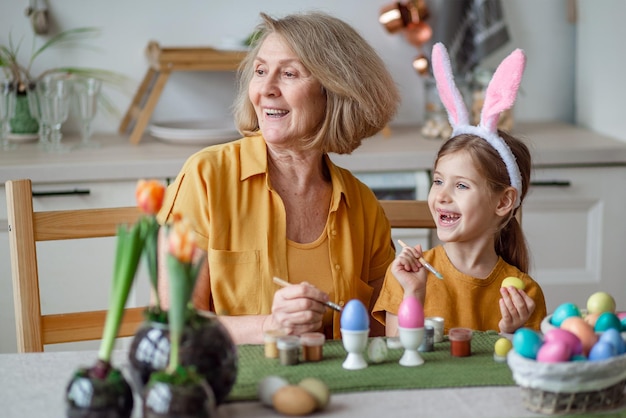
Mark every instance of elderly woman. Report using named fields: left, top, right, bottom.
left=157, top=11, right=400, bottom=344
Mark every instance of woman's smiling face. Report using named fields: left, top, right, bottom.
left=248, top=33, right=326, bottom=148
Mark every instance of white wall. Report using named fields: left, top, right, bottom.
left=576, top=0, right=626, bottom=142
left=0, top=0, right=594, bottom=137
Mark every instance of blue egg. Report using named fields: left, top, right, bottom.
left=550, top=303, right=581, bottom=327
left=340, top=299, right=370, bottom=331
left=599, top=328, right=626, bottom=355
left=588, top=341, right=616, bottom=361
left=512, top=328, right=543, bottom=359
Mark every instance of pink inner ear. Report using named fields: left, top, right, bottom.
left=432, top=43, right=469, bottom=127
left=481, top=49, right=526, bottom=132
left=432, top=43, right=461, bottom=126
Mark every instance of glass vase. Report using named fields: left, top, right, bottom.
left=128, top=310, right=238, bottom=405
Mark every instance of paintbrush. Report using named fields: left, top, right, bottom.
left=397, top=239, right=444, bottom=280
left=272, top=276, right=343, bottom=312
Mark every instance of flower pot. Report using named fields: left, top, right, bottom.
left=65, top=366, right=133, bottom=418
left=9, top=92, right=38, bottom=134
left=143, top=379, right=216, bottom=418
left=128, top=311, right=238, bottom=405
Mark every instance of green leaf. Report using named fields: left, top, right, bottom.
left=98, top=222, right=145, bottom=362
left=141, top=217, right=161, bottom=307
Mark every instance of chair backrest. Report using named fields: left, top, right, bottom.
left=6, top=178, right=145, bottom=353
left=379, top=200, right=435, bottom=229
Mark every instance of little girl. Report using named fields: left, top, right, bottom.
left=373, top=43, right=547, bottom=335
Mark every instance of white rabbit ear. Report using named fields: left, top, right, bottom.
left=480, top=49, right=526, bottom=133
left=431, top=42, right=470, bottom=128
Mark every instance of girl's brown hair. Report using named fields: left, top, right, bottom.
left=233, top=12, right=400, bottom=154
left=435, top=131, right=532, bottom=272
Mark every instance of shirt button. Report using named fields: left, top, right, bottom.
left=334, top=264, right=340, bottom=270
left=331, top=230, right=337, bottom=237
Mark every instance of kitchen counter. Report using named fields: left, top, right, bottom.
left=2, top=121, right=626, bottom=185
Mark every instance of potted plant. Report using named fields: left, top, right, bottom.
left=0, top=27, right=130, bottom=135
left=64, top=197, right=146, bottom=417
left=142, top=216, right=216, bottom=418
left=128, top=180, right=238, bottom=406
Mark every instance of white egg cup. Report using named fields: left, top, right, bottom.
left=341, top=329, right=369, bottom=370
left=398, top=326, right=425, bottom=367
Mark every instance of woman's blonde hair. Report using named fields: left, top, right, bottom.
left=435, top=131, right=532, bottom=273
left=233, top=12, right=400, bottom=154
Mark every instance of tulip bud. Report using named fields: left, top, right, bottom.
left=135, top=179, right=165, bottom=215
left=168, top=217, right=196, bottom=263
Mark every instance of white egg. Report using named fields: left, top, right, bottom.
left=257, top=375, right=289, bottom=407
left=367, top=337, right=388, bottom=363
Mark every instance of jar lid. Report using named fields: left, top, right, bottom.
left=263, top=329, right=287, bottom=342
left=448, top=327, right=473, bottom=341
left=276, top=335, right=301, bottom=350
left=300, top=332, right=325, bottom=346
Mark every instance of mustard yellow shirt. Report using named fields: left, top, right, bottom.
left=157, top=135, right=395, bottom=339
left=372, top=245, right=547, bottom=332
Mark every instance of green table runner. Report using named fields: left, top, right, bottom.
left=227, top=330, right=515, bottom=402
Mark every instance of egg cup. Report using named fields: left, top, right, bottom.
left=340, top=329, right=369, bottom=370
left=398, top=326, right=425, bottom=367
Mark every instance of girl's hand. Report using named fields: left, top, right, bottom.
left=264, top=282, right=328, bottom=335
left=498, top=286, right=536, bottom=334
left=391, top=244, right=428, bottom=300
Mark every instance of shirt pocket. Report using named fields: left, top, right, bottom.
left=208, top=249, right=262, bottom=315
left=352, top=276, right=375, bottom=310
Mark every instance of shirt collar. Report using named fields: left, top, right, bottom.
left=239, top=135, right=351, bottom=210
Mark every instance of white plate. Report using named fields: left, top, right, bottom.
left=149, top=120, right=240, bottom=145
left=8, top=133, right=39, bottom=143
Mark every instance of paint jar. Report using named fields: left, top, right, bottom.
left=277, top=335, right=301, bottom=366
left=449, top=327, right=473, bottom=357
left=418, top=325, right=434, bottom=352
left=263, top=329, right=287, bottom=359
left=300, top=332, right=325, bottom=362
left=425, top=316, right=444, bottom=343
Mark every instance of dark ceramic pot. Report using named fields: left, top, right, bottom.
left=65, top=367, right=133, bottom=418
left=143, top=379, right=216, bottom=418
left=128, top=311, right=238, bottom=405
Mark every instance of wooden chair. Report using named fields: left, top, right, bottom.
left=379, top=200, right=435, bottom=229
left=6, top=179, right=146, bottom=353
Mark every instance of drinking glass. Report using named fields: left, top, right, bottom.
left=26, top=81, right=50, bottom=150
left=0, top=76, right=18, bottom=151
left=38, top=75, right=72, bottom=153
left=72, top=77, right=102, bottom=148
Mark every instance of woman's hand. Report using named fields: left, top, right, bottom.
left=391, top=244, right=428, bottom=301
left=263, top=282, right=328, bottom=335
left=498, top=286, right=536, bottom=334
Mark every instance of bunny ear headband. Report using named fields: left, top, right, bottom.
left=431, top=42, right=526, bottom=208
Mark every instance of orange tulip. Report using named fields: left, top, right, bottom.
left=168, top=216, right=196, bottom=263
left=135, top=179, right=165, bottom=215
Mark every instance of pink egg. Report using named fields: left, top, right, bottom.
left=617, top=312, right=626, bottom=320
left=398, top=296, right=424, bottom=329
left=543, top=328, right=583, bottom=356
left=537, top=340, right=572, bottom=363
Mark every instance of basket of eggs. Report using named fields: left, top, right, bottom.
left=507, top=291, right=626, bottom=415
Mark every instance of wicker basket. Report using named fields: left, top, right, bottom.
left=507, top=350, right=626, bottom=415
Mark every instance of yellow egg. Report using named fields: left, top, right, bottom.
left=501, top=276, right=525, bottom=290
left=273, top=385, right=317, bottom=416
left=494, top=337, right=513, bottom=357
left=298, top=377, right=330, bottom=410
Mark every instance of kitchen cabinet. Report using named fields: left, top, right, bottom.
left=523, top=165, right=626, bottom=313
left=0, top=180, right=152, bottom=353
